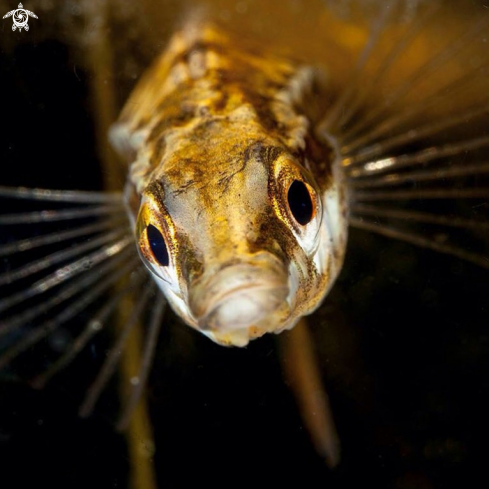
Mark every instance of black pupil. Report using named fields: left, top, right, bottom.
left=146, top=224, right=169, bottom=266
left=287, top=180, right=314, bottom=225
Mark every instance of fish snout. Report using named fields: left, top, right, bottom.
left=189, top=260, right=289, bottom=332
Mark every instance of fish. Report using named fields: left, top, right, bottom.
left=109, top=18, right=348, bottom=348
left=0, top=0, right=488, bottom=483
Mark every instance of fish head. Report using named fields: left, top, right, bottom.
left=134, top=124, right=347, bottom=346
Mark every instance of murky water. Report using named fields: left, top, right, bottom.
left=0, top=1, right=488, bottom=488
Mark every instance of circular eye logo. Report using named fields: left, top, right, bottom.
left=3, top=3, right=38, bottom=32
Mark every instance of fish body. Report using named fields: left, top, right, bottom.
left=110, top=20, right=348, bottom=346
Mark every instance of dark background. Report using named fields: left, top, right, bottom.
left=1, top=4, right=489, bottom=489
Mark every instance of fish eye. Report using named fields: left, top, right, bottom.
left=287, top=180, right=314, bottom=225
left=146, top=224, right=169, bottom=266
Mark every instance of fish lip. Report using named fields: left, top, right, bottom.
left=189, top=258, right=289, bottom=331
left=197, top=282, right=289, bottom=331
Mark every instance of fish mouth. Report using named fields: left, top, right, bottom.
left=189, top=257, right=289, bottom=333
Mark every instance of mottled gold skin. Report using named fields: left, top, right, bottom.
left=111, top=19, right=348, bottom=346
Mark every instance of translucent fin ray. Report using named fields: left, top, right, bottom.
left=349, top=162, right=489, bottom=190
left=350, top=217, right=489, bottom=269
left=0, top=186, right=123, bottom=204
left=347, top=135, right=489, bottom=178
left=0, top=205, right=124, bottom=225
left=0, top=257, right=141, bottom=370
left=0, top=229, right=128, bottom=287
left=0, top=236, right=133, bottom=315
left=0, top=246, right=136, bottom=338
left=341, top=65, right=487, bottom=156
left=320, top=0, right=398, bottom=131
left=333, top=3, right=439, bottom=132
left=31, top=267, right=146, bottom=389
left=354, top=188, right=489, bottom=202
left=345, top=105, right=489, bottom=167
left=0, top=219, right=126, bottom=257
left=352, top=204, right=489, bottom=230
left=341, top=17, right=489, bottom=144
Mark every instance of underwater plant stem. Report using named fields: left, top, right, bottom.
left=84, top=1, right=157, bottom=486
left=280, top=318, right=340, bottom=468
